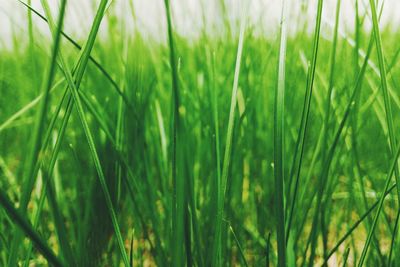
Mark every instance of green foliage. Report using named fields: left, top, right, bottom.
left=1, top=0, right=400, bottom=266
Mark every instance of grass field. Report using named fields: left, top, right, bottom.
left=1, top=0, right=400, bottom=266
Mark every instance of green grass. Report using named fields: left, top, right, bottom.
left=274, top=0, right=288, bottom=266
left=6, top=0, right=67, bottom=265
left=1, top=0, right=400, bottom=266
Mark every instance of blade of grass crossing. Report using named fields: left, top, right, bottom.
left=44, top=171, right=76, bottom=265
left=322, top=183, right=397, bottom=265
left=0, top=78, right=64, bottom=133
left=7, top=1, right=67, bottom=265
left=358, top=143, right=400, bottom=266
left=41, top=0, right=130, bottom=265
left=358, top=0, right=400, bottom=264
left=23, top=69, right=109, bottom=266
left=23, top=89, right=70, bottom=266
left=24, top=10, right=77, bottom=260
left=0, top=189, right=65, bottom=267
left=17, top=0, right=131, bottom=107
left=48, top=89, right=166, bottom=265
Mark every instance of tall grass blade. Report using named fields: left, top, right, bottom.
left=274, top=0, right=288, bottom=266
left=304, top=0, right=324, bottom=256
left=163, top=0, right=185, bottom=265
left=212, top=7, right=246, bottom=266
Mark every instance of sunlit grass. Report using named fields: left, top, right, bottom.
left=1, top=0, right=400, bottom=266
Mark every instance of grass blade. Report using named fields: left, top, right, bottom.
left=342, top=247, right=350, bottom=267
left=274, top=0, right=288, bottom=266
left=303, top=0, right=325, bottom=264
left=0, top=78, right=64, bottom=133
left=163, top=0, right=185, bottom=265
left=358, top=144, right=400, bottom=266
left=0, top=188, right=65, bottom=267
left=229, top=224, right=248, bottom=267
left=212, top=7, right=246, bottom=266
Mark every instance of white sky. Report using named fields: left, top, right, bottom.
left=0, top=0, right=399, bottom=48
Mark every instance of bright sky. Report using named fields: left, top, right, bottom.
left=1, top=0, right=399, bottom=48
